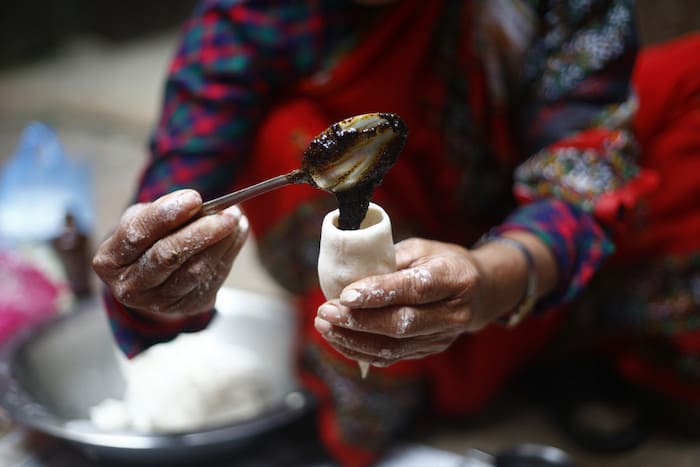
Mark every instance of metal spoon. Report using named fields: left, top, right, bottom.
left=198, top=113, right=408, bottom=216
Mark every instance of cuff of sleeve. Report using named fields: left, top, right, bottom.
left=493, top=199, right=615, bottom=310
left=102, top=288, right=216, bottom=358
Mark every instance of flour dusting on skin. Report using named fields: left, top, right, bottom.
left=357, top=287, right=396, bottom=303
left=343, top=314, right=360, bottom=329
left=385, top=290, right=397, bottom=302
left=340, top=288, right=362, bottom=304
left=124, top=222, right=146, bottom=247
left=336, top=286, right=395, bottom=336
left=327, top=329, right=353, bottom=348
left=396, top=308, right=416, bottom=335
left=402, top=267, right=433, bottom=295
left=371, top=289, right=386, bottom=301
left=120, top=205, right=146, bottom=245
left=412, top=267, right=432, bottom=284
left=160, top=193, right=190, bottom=224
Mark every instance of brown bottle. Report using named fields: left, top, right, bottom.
left=51, top=212, right=92, bottom=299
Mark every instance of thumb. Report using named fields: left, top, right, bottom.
left=339, top=264, right=447, bottom=309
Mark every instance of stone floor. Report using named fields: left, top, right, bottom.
left=1, top=27, right=698, bottom=467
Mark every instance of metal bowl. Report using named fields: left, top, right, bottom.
left=0, top=287, right=311, bottom=464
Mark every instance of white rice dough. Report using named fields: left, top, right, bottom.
left=318, top=203, right=396, bottom=300
left=317, top=203, right=396, bottom=377
left=90, top=334, right=270, bottom=433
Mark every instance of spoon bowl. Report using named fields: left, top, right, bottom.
left=199, top=113, right=407, bottom=217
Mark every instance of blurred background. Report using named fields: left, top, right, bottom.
left=0, top=0, right=286, bottom=298
left=1, top=0, right=699, bottom=249
left=0, top=1, right=698, bottom=466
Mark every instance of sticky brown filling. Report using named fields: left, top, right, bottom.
left=303, top=113, right=407, bottom=230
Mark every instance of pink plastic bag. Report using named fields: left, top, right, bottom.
left=0, top=249, right=60, bottom=344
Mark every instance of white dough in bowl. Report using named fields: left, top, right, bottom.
left=90, top=333, right=270, bottom=433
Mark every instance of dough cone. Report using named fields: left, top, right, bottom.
left=317, top=202, right=396, bottom=377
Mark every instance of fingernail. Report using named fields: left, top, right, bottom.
left=161, top=191, right=198, bottom=219
left=222, top=206, right=249, bottom=236
left=178, top=190, right=201, bottom=214
left=318, top=303, right=341, bottom=321
left=238, top=214, right=249, bottom=234
left=340, top=288, right=363, bottom=305
left=178, top=189, right=198, bottom=202
left=314, top=317, right=332, bottom=334
left=222, top=205, right=242, bottom=218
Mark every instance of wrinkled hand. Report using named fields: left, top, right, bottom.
left=93, top=189, right=248, bottom=317
left=314, top=238, right=498, bottom=367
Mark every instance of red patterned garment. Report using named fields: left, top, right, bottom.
left=570, top=32, right=700, bottom=409
left=101, top=1, right=700, bottom=465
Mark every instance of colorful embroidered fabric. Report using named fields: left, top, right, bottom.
left=573, top=32, right=700, bottom=337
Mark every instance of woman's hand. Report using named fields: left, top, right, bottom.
left=314, top=234, right=556, bottom=367
left=314, top=238, right=491, bottom=366
left=92, top=189, right=249, bottom=317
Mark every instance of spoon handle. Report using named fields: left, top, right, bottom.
left=199, top=172, right=294, bottom=217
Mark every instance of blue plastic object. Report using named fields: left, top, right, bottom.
left=0, top=122, right=94, bottom=242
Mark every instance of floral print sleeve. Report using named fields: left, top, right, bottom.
left=487, top=0, right=657, bottom=306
